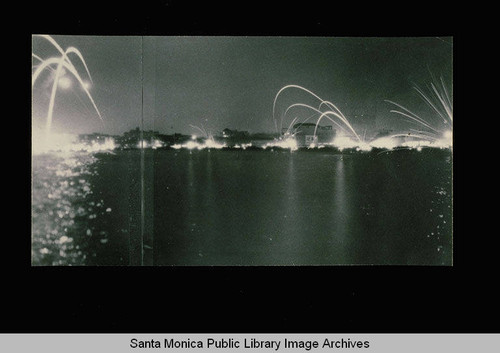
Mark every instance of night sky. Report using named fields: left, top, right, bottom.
left=32, top=36, right=452, bottom=137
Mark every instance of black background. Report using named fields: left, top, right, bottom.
left=10, top=0, right=495, bottom=334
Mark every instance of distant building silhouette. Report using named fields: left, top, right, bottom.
left=285, top=123, right=336, bottom=146
left=222, top=128, right=249, bottom=139
left=114, top=127, right=191, bottom=149
left=219, top=128, right=251, bottom=146
left=78, top=132, right=114, bottom=144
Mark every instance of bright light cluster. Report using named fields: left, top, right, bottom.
left=263, top=137, right=298, bottom=151
left=233, top=143, right=253, bottom=149
left=32, top=132, right=117, bottom=155
left=31, top=130, right=452, bottom=156
left=369, top=136, right=400, bottom=150
left=330, top=135, right=372, bottom=152
left=370, top=130, right=452, bottom=151
left=171, top=138, right=226, bottom=150
left=137, top=139, right=165, bottom=149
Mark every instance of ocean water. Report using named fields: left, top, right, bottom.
left=31, top=148, right=452, bottom=266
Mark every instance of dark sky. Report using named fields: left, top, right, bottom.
left=32, top=35, right=452, bottom=137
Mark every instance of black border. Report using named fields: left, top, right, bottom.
left=13, top=0, right=484, bottom=335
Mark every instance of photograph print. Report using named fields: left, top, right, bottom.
left=31, top=36, right=453, bottom=266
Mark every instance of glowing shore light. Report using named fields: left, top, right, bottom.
left=32, top=127, right=117, bottom=155
left=184, top=141, right=198, bottom=150
left=357, top=142, right=372, bottom=152
left=369, top=136, right=399, bottom=150
left=151, top=140, right=164, bottom=149
left=264, top=137, right=298, bottom=151
left=442, top=130, right=453, bottom=148
left=331, top=135, right=370, bottom=151
left=137, top=140, right=148, bottom=149
left=401, top=140, right=431, bottom=149
left=204, top=139, right=225, bottom=149
left=32, top=132, right=78, bottom=154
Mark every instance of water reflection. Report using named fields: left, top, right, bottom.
left=33, top=148, right=452, bottom=266
left=31, top=152, right=112, bottom=265
left=329, top=155, right=348, bottom=263
left=152, top=149, right=452, bottom=265
left=278, top=152, right=299, bottom=264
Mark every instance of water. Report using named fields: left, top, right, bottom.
left=31, top=148, right=452, bottom=266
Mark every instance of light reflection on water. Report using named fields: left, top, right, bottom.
left=153, top=149, right=452, bottom=266
left=331, top=156, right=348, bottom=261
left=32, top=148, right=452, bottom=266
left=31, top=151, right=116, bottom=265
left=281, top=152, right=299, bottom=263
left=32, top=152, right=92, bottom=265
